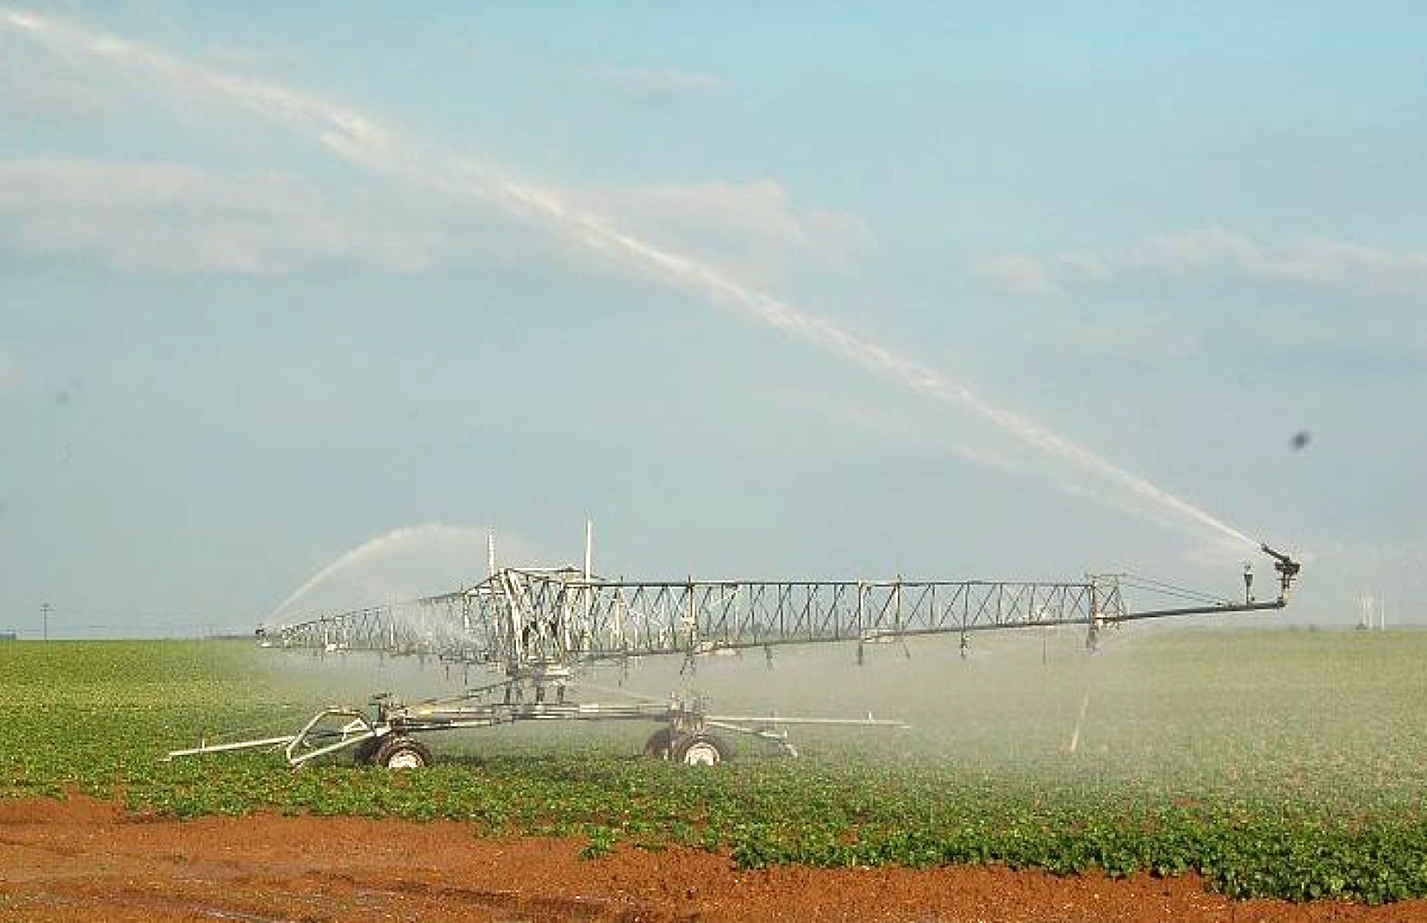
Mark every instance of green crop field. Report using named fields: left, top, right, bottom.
left=2, top=628, right=1426, bottom=903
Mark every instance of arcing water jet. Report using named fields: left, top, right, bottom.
left=265, top=523, right=491, bottom=625
left=3, top=7, right=1259, bottom=551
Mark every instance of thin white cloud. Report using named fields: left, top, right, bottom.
left=584, top=64, right=728, bottom=97
left=975, top=255, right=1063, bottom=297
left=0, top=159, right=445, bottom=274
left=979, top=229, right=1427, bottom=297
left=0, top=35, right=120, bottom=120
left=0, top=159, right=871, bottom=280
left=571, top=179, right=873, bottom=278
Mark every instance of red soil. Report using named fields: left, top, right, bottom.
left=0, top=795, right=1421, bottom=922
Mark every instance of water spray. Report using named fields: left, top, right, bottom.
left=4, top=7, right=1265, bottom=550
left=265, top=523, right=489, bottom=625
left=1067, top=690, right=1090, bottom=755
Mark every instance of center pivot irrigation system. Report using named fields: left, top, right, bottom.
left=168, top=532, right=1300, bottom=769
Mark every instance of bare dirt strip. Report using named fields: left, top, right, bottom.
left=0, top=796, right=1422, bottom=922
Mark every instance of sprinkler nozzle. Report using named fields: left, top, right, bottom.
left=1259, top=543, right=1301, bottom=597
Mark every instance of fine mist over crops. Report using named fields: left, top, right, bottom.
left=10, top=627, right=1427, bottom=903
left=258, top=623, right=1427, bottom=810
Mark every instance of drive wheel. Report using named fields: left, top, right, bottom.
left=671, top=732, right=729, bottom=767
left=643, top=727, right=674, bottom=759
left=373, top=735, right=433, bottom=770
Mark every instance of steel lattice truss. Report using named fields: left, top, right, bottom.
left=266, top=567, right=1131, bottom=666
left=183, top=550, right=1297, bottom=768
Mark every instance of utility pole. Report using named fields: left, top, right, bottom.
left=41, top=603, right=51, bottom=642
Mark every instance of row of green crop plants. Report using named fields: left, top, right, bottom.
left=2, top=638, right=1426, bottom=905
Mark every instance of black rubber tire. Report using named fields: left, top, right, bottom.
left=670, top=732, right=729, bottom=767
left=351, top=735, right=382, bottom=766
left=372, top=735, right=433, bottom=770
left=643, top=727, right=674, bottom=759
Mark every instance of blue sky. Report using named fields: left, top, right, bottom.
left=1, top=2, right=1423, bottom=636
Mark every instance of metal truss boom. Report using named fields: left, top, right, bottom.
left=261, top=554, right=1296, bottom=670
left=186, top=548, right=1301, bottom=768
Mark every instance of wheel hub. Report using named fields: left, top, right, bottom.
left=682, top=742, right=720, bottom=766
